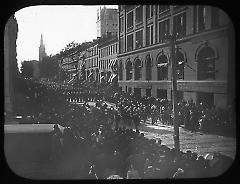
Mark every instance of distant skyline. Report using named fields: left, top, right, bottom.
left=14, top=5, right=118, bottom=69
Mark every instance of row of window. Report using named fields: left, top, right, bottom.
left=86, top=59, right=113, bottom=71
left=120, top=6, right=220, bottom=53
left=123, top=12, right=186, bottom=52
left=120, top=6, right=220, bottom=33
left=99, top=43, right=118, bottom=58
left=85, top=42, right=118, bottom=69
left=119, top=55, right=183, bottom=81
left=119, top=46, right=216, bottom=81
left=86, top=46, right=98, bottom=58
left=86, top=57, right=98, bottom=69
left=124, top=5, right=172, bottom=32
left=125, top=5, right=172, bottom=31
left=98, top=59, right=112, bottom=70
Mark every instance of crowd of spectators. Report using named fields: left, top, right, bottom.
left=13, top=78, right=234, bottom=179
left=49, top=102, right=233, bottom=179
left=15, top=77, right=235, bottom=137
left=16, top=78, right=235, bottom=136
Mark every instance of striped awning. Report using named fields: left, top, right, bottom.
left=108, top=74, right=112, bottom=83
left=88, top=72, right=93, bottom=79
left=108, top=73, right=117, bottom=83
left=110, top=73, right=117, bottom=83
left=67, top=76, right=76, bottom=84
left=108, top=59, right=117, bottom=68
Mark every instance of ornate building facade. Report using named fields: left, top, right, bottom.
left=117, top=5, right=233, bottom=108
left=97, top=35, right=118, bottom=83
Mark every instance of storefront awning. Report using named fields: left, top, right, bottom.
left=108, top=73, right=117, bottom=83
left=108, top=59, right=117, bottom=68
left=87, top=72, right=93, bottom=79
left=67, top=75, right=77, bottom=84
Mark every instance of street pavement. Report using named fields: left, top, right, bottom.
left=137, top=121, right=236, bottom=159
left=76, top=101, right=236, bottom=159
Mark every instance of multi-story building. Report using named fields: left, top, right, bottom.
left=98, top=34, right=118, bottom=83
left=58, top=42, right=91, bottom=81
left=83, top=34, right=118, bottom=84
left=58, top=6, right=119, bottom=86
left=84, top=40, right=99, bottom=82
left=97, top=6, right=118, bottom=37
left=60, top=51, right=80, bottom=80
left=117, top=5, right=233, bottom=108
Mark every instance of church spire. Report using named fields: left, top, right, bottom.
left=40, top=33, right=43, bottom=46
left=39, top=33, right=47, bottom=61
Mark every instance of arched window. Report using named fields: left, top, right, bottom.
left=119, top=62, right=123, bottom=80
left=126, top=59, right=133, bottom=80
left=134, top=58, right=142, bottom=80
left=197, top=46, right=215, bottom=80
left=157, top=54, right=168, bottom=80
left=145, top=55, right=152, bottom=81
left=175, top=50, right=185, bottom=80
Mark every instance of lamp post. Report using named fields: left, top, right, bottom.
left=165, top=6, right=180, bottom=154
left=170, top=34, right=180, bottom=154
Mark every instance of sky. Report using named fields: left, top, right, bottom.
left=14, top=5, right=118, bottom=69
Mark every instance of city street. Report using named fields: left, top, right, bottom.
left=4, top=5, right=235, bottom=180
left=125, top=120, right=236, bottom=159
left=87, top=101, right=236, bottom=159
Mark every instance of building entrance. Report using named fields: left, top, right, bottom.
left=171, top=90, right=183, bottom=102
left=128, top=87, right=132, bottom=94
left=146, top=89, right=151, bottom=97
left=197, top=92, right=214, bottom=108
left=134, top=88, right=141, bottom=97
left=157, top=89, right=167, bottom=99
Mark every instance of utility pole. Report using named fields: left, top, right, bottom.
left=169, top=6, right=180, bottom=154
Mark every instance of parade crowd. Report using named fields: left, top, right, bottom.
left=106, top=92, right=235, bottom=137
left=15, top=78, right=234, bottom=179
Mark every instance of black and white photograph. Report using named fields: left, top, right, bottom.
left=4, top=5, right=236, bottom=180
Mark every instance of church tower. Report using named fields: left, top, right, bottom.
left=96, top=6, right=118, bottom=38
left=39, top=33, right=47, bottom=61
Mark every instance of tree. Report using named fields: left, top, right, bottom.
left=59, top=68, right=68, bottom=81
left=39, top=56, right=59, bottom=79
left=20, top=60, right=34, bottom=78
